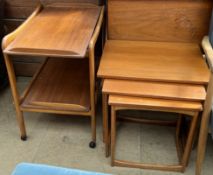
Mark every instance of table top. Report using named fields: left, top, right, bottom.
left=109, top=95, right=203, bottom=112
left=4, top=5, right=101, bottom=58
left=98, top=40, right=210, bottom=85
left=103, top=79, right=206, bottom=102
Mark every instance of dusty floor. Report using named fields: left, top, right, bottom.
left=0, top=77, right=213, bottom=175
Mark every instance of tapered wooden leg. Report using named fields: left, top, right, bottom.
left=181, top=112, right=199, bottom=172
left=91, top=113, right=96, bottom=139
left=102, top=93, right=110, bottom=156
left=111, top=106, right=116, bottom=166
left=196, top=75, right=213, bottom=175
left=102, top=93, right=107, bottom=142
left=90, top=108, right=96, bottom=146
left=89, top=106, right=96, bottom=148
left=4, top=55, right=27, bottom=140
left=89, top=44, right=96, bottom=149
left=176, top=115, right=183, bottom=163
left=17, top=111, right=27, bottom=141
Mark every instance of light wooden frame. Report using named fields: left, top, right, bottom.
left=109, top=98, right=200, bottom=172
left=100, top=0, right=212, bottom=172
left=2, top=3, right=104, bottom=147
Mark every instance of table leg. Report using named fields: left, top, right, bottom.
left=4, top=54, right=27, bottom=140
left=102, top=93, right=109, bottom=157
left=111, top=106, right=116, bottom=166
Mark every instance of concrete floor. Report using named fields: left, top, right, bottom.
left=0, top=77, right=213, bottom=175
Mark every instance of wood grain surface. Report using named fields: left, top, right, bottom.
left=21, top=58, right=90, bottom=112
left=109, top=95, right=203, bottom=111
left=108, top=0, right=212, bottom=42
left=98, top=40, right=210, bottom=84
left=3, top=0, right=102, bottom=75
left=103, top=79, right=206, bottom=101
left=5, top=5, right=101, bottom=58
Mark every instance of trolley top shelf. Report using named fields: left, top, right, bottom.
left=4, top=4, right=102, bottom=58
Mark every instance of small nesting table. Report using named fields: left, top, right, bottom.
left=100, top=0, right=212, bottom=172
left=109, top=94, right=202, bottom=171
left=97, top=40, right=210, bottom=172
left=2, top=2, right=104, bottom=148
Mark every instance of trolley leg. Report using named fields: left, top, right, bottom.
left=89, top=110, right=96, bottom=148
left=4, top=55, right=27, bottom=140
left=88, top=43, right=96, bottom=148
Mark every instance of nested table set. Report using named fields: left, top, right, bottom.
left=2, top=2, right=104, bottom=148
left=98, top=40, right=210, bottom=172
left=97, top=0, right=213, bottom=173
left=1, top=0, right=213, bottom=174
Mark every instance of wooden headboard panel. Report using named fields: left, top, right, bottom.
left=108, top=0, right=213, bottom=42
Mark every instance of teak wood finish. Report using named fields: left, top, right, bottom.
left=2, top=2, right=104, bottom=146
left=5, top=4, right=101, bottom=58
left=103, top=79, right=206, bottom=102
left=109, top=95, right=200, bottom=172
left=98, top=0, right=213, bottom=172
left=98, top=40, right=210, bottom=85
left=196, top=36, right=213, bottom=175
left=108, top=0, right=212, bottom=43
left=102, top=79, right=205, bottom=171
left=4, top=0, right=103, bottom=76
left=102, top=79, right=207, bottom=160
left=21, top=58, right=90, bottom=113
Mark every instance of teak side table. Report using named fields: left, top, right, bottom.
left=97, top=0, right=212, bottom=172
left=2, top=2, right=104, bottom=148
left=108, top=94, right=201, bottom=172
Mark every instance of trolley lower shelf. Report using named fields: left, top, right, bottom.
left=20, top=58, right=91, bottom=114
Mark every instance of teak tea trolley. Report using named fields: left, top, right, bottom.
left=2, top=2, right=104, bottom=148
left=98, top=0, right=213, bottom=172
